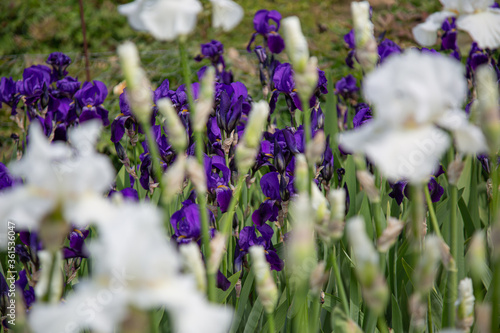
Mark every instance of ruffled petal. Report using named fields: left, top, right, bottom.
left=413, top=11, right=456, bottom=46
left=457, top=9, right=500, bottom=49
left=211, top=0, right=244, bottom=32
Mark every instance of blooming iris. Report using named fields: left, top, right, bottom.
left=73, top=80, right=109, bottom=126
left=413, top=0, right=500, bottom=49
left=339, top=50, right=487, bottom=182
left=247, top=9, right=285, bottom=54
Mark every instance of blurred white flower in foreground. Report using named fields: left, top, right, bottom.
left=29, top=202, right=232, bottom=333
left=339, top=50, right=487, bottom=183
left=0, top=120, right=114, bottom=247
left=119, top=0, right=202, bottom=41
left=210, top=0, right=244, bottom=32
left=413, top=0, right=500, bottom=49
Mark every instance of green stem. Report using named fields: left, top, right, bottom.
left=222, top=175, right=246, bottom=235
left=490, top=152, right=500, bottom=333
left=377, top=315, right=389, bottom=333
left=424, top=185, right=442, bottom=239
left=300, top=95, right=314, bottom=199
left=442, top=184, right=458, bottom=328
left=267, top=312, right=275, bottom=333
left=427, top=292, right=434, bottom=333
left=409, top=184, right=425, bottom=249
left=42, top=251, right=58, bottom=303
left=332, top=246, right=349, bottom=315
left=309, top=292, right=321, bottom=333
left=179, top=39, right=215, bottom=302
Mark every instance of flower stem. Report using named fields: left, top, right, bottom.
left=267, top=312, right=275, bottom=333
left=409, top=184, right=424, bottom=248
left=490, top=159, right=500, bottom=333
left=442, top=184, right=458, bottom=328
left=178, top=39, right=215, bottom=302
left=424, top=185, right=442, bottom=239
left=332, top=245, right=349, bottom=315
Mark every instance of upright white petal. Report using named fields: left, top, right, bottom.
left=413, top=11, right=456, bottom=46
left=118, top=0, right=148, bottom=31
left=457, top=9, right=500, bottom=49
left=140, top=0, right=202, bottom=41
left=211, top=0, right=244, bottom=32
left=437, top=109, right=488, bottom=154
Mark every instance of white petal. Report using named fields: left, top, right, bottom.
left=412, top=11, right=455, bottom=46
left=118, top=0, right=148, bottom=31
left=341, top=122, right=450, bottom=182
left=140, top=0, right=202, bottom=41
left=457, top=9, right=500, bottom=49
left=68, top=119, right=103, bottom=156
left=437, top=109, right=488, bottom=154
left=211, top=0, right=244, bottom=32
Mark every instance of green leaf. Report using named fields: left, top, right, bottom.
left=230, top=270, right=255, bottom=333
left=391, top=294, right=403, bottom=333
left=243, top=298, right=264, bottom=333
left=217, top=271, right=241, bottom=304
left=115, top=165, right=131, bottom=190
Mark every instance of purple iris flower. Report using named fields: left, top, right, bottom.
left=15, top=270, right=35, bottom=308
left=234, top=225, right=283, bottom=271
left=63, top=228, right=90, bottom=259
left=216, top=82, right=249, bottom=135
left=389, top=177, right=444, bottom=205
left=56, top=76, right=81, bottom=97
left=18, top=65, right=52, bottom=106
left=270, top=63, right=301, bottom=113
left=171, top=201, right=216, bottom=245
left=261, top=171, right=294, bottom=202
left=0, top=163, right=21, bottom=190
left=0, top=77, right=21, bottom=114
left=108, top=187, right=139, bottom=202
left=74, top=80, right=109, bottom=126
left=15, top=244, right=31, bottom=263
left=319, top=136, right=335, bottom=184
left=377, top=39, right=402, bottom=63
left=195, top=40, right=225, bottom=68
left=204, top=155, right=232, bottom=213
left=252, top=200, right=279, bottom=227
left=334, top=75, right=359, bottom=100
left=111, top=91, right=136, bottom=143
left=344, top=29, right=356, bottom=68
left=46, top=52, right=72, bottom=81
left=247, top=9, right=285, bottom=54
left=440, top=17, right=460, bottom=60
left=467, top=42, right=489, bottom=75
left=353, top=103, right=372, bottom=128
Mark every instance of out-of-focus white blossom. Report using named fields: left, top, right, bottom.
left=29, top=202, right=232, bottom=333
left=249, top=246, right=278, bottom=314
left=180, top=242, right=207, bottom=293
left=210, top=0, right=244, bottom=32
left=119, top=0, right=202, bottom=41
left=455, top=278, right=475, bottom=331
left=339, top=51, right=487, bottom=183
left=282, top=16, right=309, bottom=73
left=351, top=1, right=378, bottom=71
left=158, top=98, right=188, bottom=152
left=476, top=64, right=500, bottom=154
left=413, top=0, right=500, bottom=49
left=194, top=66, right=215, bottom=132
left=0, top=121, right=114, bottom=248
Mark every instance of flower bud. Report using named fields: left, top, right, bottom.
left=351, top=1, right=377, bottom=72
left=157, top=98, right=188, bottom=153
left=236, top=101, right=269, bottom=173
left=241, top=100, right=269, bottom=149
left=467, top=231, right=487, bottom=282
left=377, top=217, right=404, bottom=253
left=194, top=66, right=215, bottom=132
left=295, top=57, right=319, bottom=104
left=306, top=130, right=325, bottom=165
left=282, top=16, right=309, bottom=73
left=117, top=42, right=153, bottom=124
left=185, top=157, right=207, bottom=194
left=311, top=182, right=330, bottom=224
left=179, top=242, right=207, bottom=293
left=35, top=250, right=63, bottom=303
left=208, top=233, right=227, bottom=274
left=288, top=194, right=317, bottom=284
left=356, top=170, right=380, bottom=203
left=447, top=157, right=464, bottom=186
left=476, top=64, right=500, bottom=154
left=249, top=246, right=278, bottom=314
left=346, top=217, right=379, bottom=287
left=310, top=261, right=329, bottom=295
left=414, top=235, right=442, bottom=294
left=455, top=278, right=474, bottom=331
left=294, top=154, right=309, bottom=193
left=162, top=154, right=186, bottom=204
left=328, top=188, right=346, bottom=222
